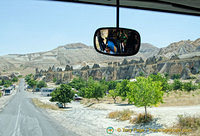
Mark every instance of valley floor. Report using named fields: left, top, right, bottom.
left=30, top=92, right=200, bottom=136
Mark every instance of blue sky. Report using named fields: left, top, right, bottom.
left=0, top=0, right=200, bottom=55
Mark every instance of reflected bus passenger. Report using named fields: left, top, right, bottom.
left=97, top=31, right=106, bottom=51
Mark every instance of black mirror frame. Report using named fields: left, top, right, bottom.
left=93, top=27, right=141, bottom=56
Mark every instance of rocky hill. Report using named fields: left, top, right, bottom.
left=157, top=38, right=200, bottom=59
left=0, top=43, right=158, bottom=72
left=1, top=38, right=200, bottom=75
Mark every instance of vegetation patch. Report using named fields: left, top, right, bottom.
left=130, top=113, right=153, bottom=124
left=166, top=115, right=200, bottom=135
left=32, top=98, right=59, bottom=110
left=107, top=109, right=134, bottom=121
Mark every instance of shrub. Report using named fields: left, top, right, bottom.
left=36, top=80, right=47, bottom=89
left=177, top=115, right=200, bottom=130
left=108, top=109, right=134, bottom=121
left=108, top=111, right=121, bottom=119
left=183, top=82, right=197, bottom=92
left=18, top=75, right=23, bottom=78
left=119, top=110, right=134, bottom=121
left=168, top=115, right=200, bottom=135
left=130, top=113, right=153, bottom=124
left=173, top=79, right=183, bottom=90
left=171, top=74, right=181, bottom=79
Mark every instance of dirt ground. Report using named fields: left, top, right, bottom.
left=30, top=91, right=200, bottom=136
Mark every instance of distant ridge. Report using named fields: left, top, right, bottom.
left=0, top=38, right=199, bottom=73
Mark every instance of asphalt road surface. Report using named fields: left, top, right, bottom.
left=0, top=79, right=78, bottom=136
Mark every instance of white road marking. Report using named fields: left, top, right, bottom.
left=12, top=104, right=21, bottom=136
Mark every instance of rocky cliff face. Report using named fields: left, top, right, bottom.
left=35, top=56, right=200, bottom=83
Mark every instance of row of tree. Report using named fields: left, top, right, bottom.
left=66, top=73, right=200, bottom=120
left=44, top=72, right=200, bottom=121
left=25, top=74, right=47, bottom=89
left=68, top=73, right=200, bottom=103
left=0, top=77, right=19, bottom=88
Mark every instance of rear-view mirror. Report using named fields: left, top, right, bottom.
left=94, top=27, right=141, bottom=56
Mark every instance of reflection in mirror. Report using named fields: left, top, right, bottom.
left=94, top=28, right=141, bottom=56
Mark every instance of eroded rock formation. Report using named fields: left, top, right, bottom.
left=35, top=57, right=200, bottom=83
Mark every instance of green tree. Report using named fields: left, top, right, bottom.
left=1, top=79, right=12, bottom=88
left=107, top=80, right=118, bottom=90
left=149, top=73, right=169, bottom=92
left=28, top=79, right=37, bottom=88
left=36, top=80, right=47, bottom=89
left=99, top=78, right=109, bottom=94
left=68, top=77, right=86, bottom=90
left=50, top=84, right=74, bottom=107
left=80, top=78, right=106, bottom=101
left=116, top=79, right=130, bottom=102
left=108, top=89, right=118, bottom=103
left=172, top=79, right=183, bottom=90
left=88, top=82, right=106, bottom=101
left=127, top=77, right=163, bottom=121
left=25, top=74, right=33, bottom=82
left=12, top=77, right=18, bottom=82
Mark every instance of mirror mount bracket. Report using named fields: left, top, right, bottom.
left=116, top=0, right=119, bottom=29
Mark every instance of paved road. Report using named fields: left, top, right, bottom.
left=0, top=79, right=78, bottom=136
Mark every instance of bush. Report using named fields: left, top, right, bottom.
left=130, top=113, right=153, bottom=124
left=108, top=111, right=121, bottom=119
left=171, top=74, right=181, bottom=79
left=183, top=82, right=197, bottom=92
left=108, top=109, right=134, bottom=121
left=176, top=115, right=200, bottom=132
left=173, top=79, right=183, bottom=90
left=36, top=80, right=47, bottom=89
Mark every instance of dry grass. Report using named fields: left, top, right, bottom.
left=32, top=98, right=59, bottom=110
left=107, top=109, right=135, bottom=121
left=80, top=89, right=200, bottom=107
left=161, top=89, right=200, bottom=107
left=130, top=113, right=153, bottom=124
left=166, top=115, right=200, bottom=136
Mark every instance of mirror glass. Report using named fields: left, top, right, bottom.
left=94, top=27, right=141, bottom=56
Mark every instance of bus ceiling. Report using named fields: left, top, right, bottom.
left=50, top=0, right=200, bottom=16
